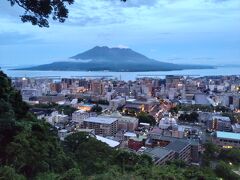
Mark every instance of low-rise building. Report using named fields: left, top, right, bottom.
left=207, top=115, right=232, bottom=132
left=146, top=132, right=200, bottom=163
left=109, top=97, right=126, bottom=110
left=72, top=110, right=96, bottom=124
left=53, top=114, right=69, bottom=124
left=124, top=97, right=157, bottom=113
left=165, top=140, right=191, bottom=162
left=101, top=111, right=139, bottom=131
left=128, top=135, right=147, bottom=151
left=211, top=131, right=240, bottom=148
left=232, top=123, right=240, bottom=133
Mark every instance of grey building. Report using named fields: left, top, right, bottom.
left=83, top=117, right=118, bottom=136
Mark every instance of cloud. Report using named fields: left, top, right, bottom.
left=114, top=44, right=129, bottom=49
left=108, top=0, right=158, bottom=7
left=0, top=0, right=239, bottom=65
left=0, top=32, right=41, bottom=45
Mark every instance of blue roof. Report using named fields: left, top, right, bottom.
left=216, top=131, right=240, bottom=140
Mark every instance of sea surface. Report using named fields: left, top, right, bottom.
left=2, top=67, right=240, bottom=81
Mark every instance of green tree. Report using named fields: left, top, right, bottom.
left=90, top=104, right=102, bottom=114
left=35, top=172, right=59, bottom=180
left=0, top=166, right=26, bottom=180
left=114, top=150, right=152, bottom=173
left=0, top=71, right=75, bottom=178
left=202, top=142, right=219, bottom=166
left=7, top=0, right=74, bottom=27
left=137, top=112, right=156, bottom=126
left=151, top=165, right=185, bottom=180
left=178, top=112, right=199, bottom=123
left=219, top=148, right=240, bottom=165
left=6, top=0, right=127, bottom=27
left=57, top=105, right=77, bottom=116
left=215, top=161, right=239, bottom=179
left=5, top=121, right=74, bottom=177
left=61, top=168, right=82, bottom=180
left=64, top=132, right=114, bottom=175
left=214, top=105, right=230, bottom=113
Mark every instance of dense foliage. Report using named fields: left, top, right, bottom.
left=32, top=103, right=77, bottom=116
left=90, top=104, right=103, bottom=113
left=0, top=71, right=237, bottom=179
left=170, top=104, right=230, bottom=114
left=7, top=0, right=74, bottom=27
left=137, top=111, right=156, bottom=126
left=178, top=112, right=199, bottom=123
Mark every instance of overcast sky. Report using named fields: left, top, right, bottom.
left=0, top=0, right=239, bottom=66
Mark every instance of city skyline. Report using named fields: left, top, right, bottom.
left=0, top=0, right=240, bottom=66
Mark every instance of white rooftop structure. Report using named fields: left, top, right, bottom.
left=159, top=117, right=177, bottom=129
left=84, top=117, right=118, bottom=124
left=126, top=98, right=136, bottom=102
left=59, top=129, right=68, bottom=133
left=216, top=131, right=240, bottom=140
left=56, top=101, right=66, bottom=105
left=96, top=135, right=120, bottom=148
left=101, top=111, right=138, bottom=123
left=212, top=116, right=231, bottom=122
left=124, top=132, right=137, bottom=137
left=74, top=109, right=87, bottom=113
left=71, top=98, right=78, bottom=105
left=140, top=122, right=150, bottom=126
left=232, top=123, right=240, bottom=133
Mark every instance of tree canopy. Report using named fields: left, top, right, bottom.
left=7, top=0, right=127, bottom=27
left=137, top=111, right=156, bottom=126
left=178, top=112, right=199, bottom=123
left=8, top=0, right=74, bottom=27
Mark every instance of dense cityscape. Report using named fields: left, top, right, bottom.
left=1, top=0, right=240, bottom=179
left=2, top=73, right=239, bottom=179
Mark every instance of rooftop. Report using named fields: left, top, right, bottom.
left=84, top=117, right=118, bottom=124
left=74, top=109, right=87, bottom=113
left=130, top=135, right=147, bottom=142
left=194, top=94, right=210, bottom=105
left=144, top=147, right=173, bottom=161
left=213, top=116, right=230, bottom=122
left=216, top=131, right=240, bottom=140
left=126, top=99, right=136, bottom=102
left=165, top=140, right=190, bottom=153
left=124, top=132, right=137, bottom=137
left=96, top=135, right=120, bottom=148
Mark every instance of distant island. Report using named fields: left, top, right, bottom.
left=15, top=46, right=214, bottom=72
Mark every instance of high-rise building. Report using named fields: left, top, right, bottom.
left=90, top=81, right=104, bottom=95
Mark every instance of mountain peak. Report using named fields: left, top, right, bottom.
left=70, top=46, right=138, bottom=61
left=20, top=46, right=214, bottom=72
left=92, top=46, right=109, bottom=49
left=92, top=46, right=130, bottom=50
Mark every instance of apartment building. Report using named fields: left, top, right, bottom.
left=83, top=117, right=118, bottom=136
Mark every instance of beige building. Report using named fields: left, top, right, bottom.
left=100, top=111, right=139, bottom=131
left=83, top=117, right=118, bottom=136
